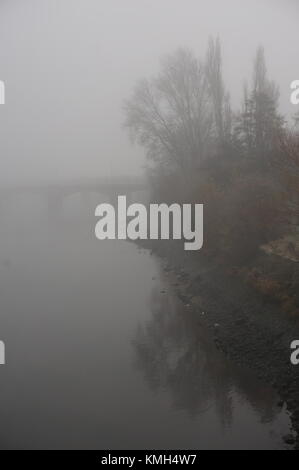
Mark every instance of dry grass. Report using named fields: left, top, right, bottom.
left=229, top=266, right=299, bottom=316
left=261, top=233, right=299, bottom=262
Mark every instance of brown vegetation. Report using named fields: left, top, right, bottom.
left=125, top=38, right=299, bottom=266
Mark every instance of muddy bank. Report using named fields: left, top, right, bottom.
left=136, top=240, right=299, bottom=448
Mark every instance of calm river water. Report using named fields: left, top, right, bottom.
left=0, top=195, right=293, bottom=449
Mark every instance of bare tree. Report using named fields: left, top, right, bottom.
left=205, top=36, right=231, bottom=144
left=124, top=48, right=214, bottom=176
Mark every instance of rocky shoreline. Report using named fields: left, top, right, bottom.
left=136, top=239, right=299, bottom=448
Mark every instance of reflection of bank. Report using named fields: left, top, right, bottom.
left=0, top=340, right=5, bottom=365
left=132, top=277, right=280, bottom=428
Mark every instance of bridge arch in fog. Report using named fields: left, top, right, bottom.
left=0, top=176, right=148, bottom=217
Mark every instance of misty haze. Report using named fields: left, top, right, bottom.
left=0, top=0, right=298, bottom=453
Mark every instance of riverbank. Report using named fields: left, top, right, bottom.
left=136, top=239, right=299, bottom=448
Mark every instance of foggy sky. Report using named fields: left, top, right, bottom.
left=0, top=0, right=298, bottom=185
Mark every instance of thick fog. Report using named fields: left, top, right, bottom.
left=0, top=0, right=298, bottom=185
left=0, top=1, right=298, bottom=451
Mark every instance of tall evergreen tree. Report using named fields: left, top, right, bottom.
left=235, top=46, right=284, bottom=165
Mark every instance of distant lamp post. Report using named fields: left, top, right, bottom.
left=0, top=341, right=5, bottom=365
left=0, top=80, right=5, bottom=105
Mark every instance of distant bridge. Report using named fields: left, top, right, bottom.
left=0, top=176, right=148, bottom=215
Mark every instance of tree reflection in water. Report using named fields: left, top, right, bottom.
left=132, top=279, right=280, bottom=429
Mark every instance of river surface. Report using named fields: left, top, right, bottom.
left=0, top=196, right=293, bottom=449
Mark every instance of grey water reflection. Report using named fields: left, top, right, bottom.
left=133, top=278, right=292, bottom=448
left=0, top=197, right=293, bottom=449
